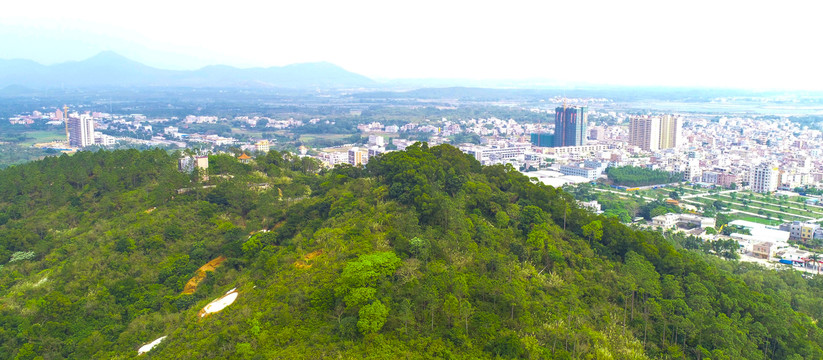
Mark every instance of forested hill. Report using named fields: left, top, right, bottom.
left=0, top=146, right=822, bottom=359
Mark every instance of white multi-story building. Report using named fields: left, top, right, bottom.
left=751, top=162, right=779, bottom=193
left=460, top=145, right=527, bottom=165
left=652, top=213, right=716, bottom=229
left=255, top=140, right=270, bottom=153
left=348, top=147, right=368, bottom=166
left=367, top=146, right=388, bottom=159
left=93, top=132, right=116, bottom=146
left=675, top=159, right=701, bottom=182
left=368, top=135, right=385, bottom=147
left=69, top=114, right=95, bottom=148
left=559, top=163, right=601, bottom=180
left=318, top=152, right=348, bottom=167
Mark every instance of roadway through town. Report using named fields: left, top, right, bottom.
left=680, top=189, right=739, bottom=199
left=713, top=194, right=823, bottom=217
left=680, top=197, right=814, bottom=221
left=595, top=186, right=823, bottom=223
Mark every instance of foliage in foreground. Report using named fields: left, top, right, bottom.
left=0, top=146, right=821, bottom=359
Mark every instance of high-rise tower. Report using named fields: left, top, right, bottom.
left=629, top=114, right=683, bottom=151
left=69, top=114, right=95, bottom=148
left=658, top=114, right=683, bottom=149
left=629, top=116, right=661, bottom=151
left=63, top=105, right=70, bottom=144
left=553, top=105, right=587, bottom=147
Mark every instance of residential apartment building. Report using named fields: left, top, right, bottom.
left=255, top=140, right=270, bottom=153
left=348, top=147, right=368, bottom=166
left=751, top=162, right=779, bottom=193
left=658, top=114, right=683, bottom=149
left=629, top=116, right=660, bottom=151
left=69, top=114, right=95, bottom=148
left=629, top=114, right=683, bottom=151
left=788, top=221, right=819, bottom=243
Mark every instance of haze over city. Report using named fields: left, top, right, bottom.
left=6, top=1, right=823, bottom=359
left=3, top=0, right=822, bottom=90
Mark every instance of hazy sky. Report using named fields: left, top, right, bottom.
left=2, top=0, right=822, bottom=90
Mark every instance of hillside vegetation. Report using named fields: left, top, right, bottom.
left=0, top=145, right=822, bottom=359
left=606, top=166, right=683, bottom=187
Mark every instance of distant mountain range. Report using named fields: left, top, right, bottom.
left=0, top=51, right=375, bottom=89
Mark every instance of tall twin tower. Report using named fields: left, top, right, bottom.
left=530, top=105, right=588, bottom=148
left=629, top=115, right=683, bottom=151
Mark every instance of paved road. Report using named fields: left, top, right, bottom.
left=680, top=189, right=739, bottom=199
left=593, top=188, right=657, bottom=201
left=738, top=254, right=821, bottom=276
left=713, top=193, right=823, bottom=217
left=595, top=187, right=823, bottom=222
left=681, top=197, right=812, bottom=221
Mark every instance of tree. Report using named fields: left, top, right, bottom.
left=5, top=144, right=823, bottom=359
left=811, top=253, right=821, bottom=275
left=606, top=166, right=682, bottom=187
left=604, top=208, right=632, bottom=223
left=650, top=206, right=670, bottom=218
left=715, top=213, right=731, bottom=228
left=669, top=191, right=681, bottom=200
left=582, top=220, right=603, bottom=243
left=358, top=300, right=388, bottom=335
left=444, top=294, right=460, bottom=325
left=339, top=252, right=402, bottom=289
left=459, top=299, right=475, bottom=335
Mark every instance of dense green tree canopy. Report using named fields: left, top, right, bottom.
left=0, top=145, right=820, bottom=359
left=606, top=165, right=683, bottom=187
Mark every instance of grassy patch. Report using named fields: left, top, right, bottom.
left=710, top=195, right=823, bottom=218
left=19, top=131, right=66, bottom=146
left=730, top=214, right=783, bottom=226
left=298, top=134, right=350, bottom=142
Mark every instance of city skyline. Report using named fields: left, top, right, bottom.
left=2, top=1, right=822, bottom=90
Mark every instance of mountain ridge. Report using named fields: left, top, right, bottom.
left=0, top=52, right=374, bottom=89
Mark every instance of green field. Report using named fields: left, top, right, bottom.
left=19, top=130, right=66, bottom=146
left=230, top=128, right=264, bottom=138
left=594, top=184, right=690, bottom=200
left=744, top=192, right=820, bottom=208
left=713, top=195, right=823, bottom=217
left=729, top=214, right=784, bottom=226
left=363, top=131, right=401, bottom=138
left=686, top=197, right=810, bottom=222
left=298, top=134, right=350, bottom=142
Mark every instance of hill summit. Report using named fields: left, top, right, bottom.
left=0, top=145, right=821, bottom=359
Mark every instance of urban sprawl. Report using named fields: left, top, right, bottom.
left=9, top=102, right=823, bottom=273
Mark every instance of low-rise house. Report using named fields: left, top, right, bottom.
left=752, top=242, right=773, bottom=259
